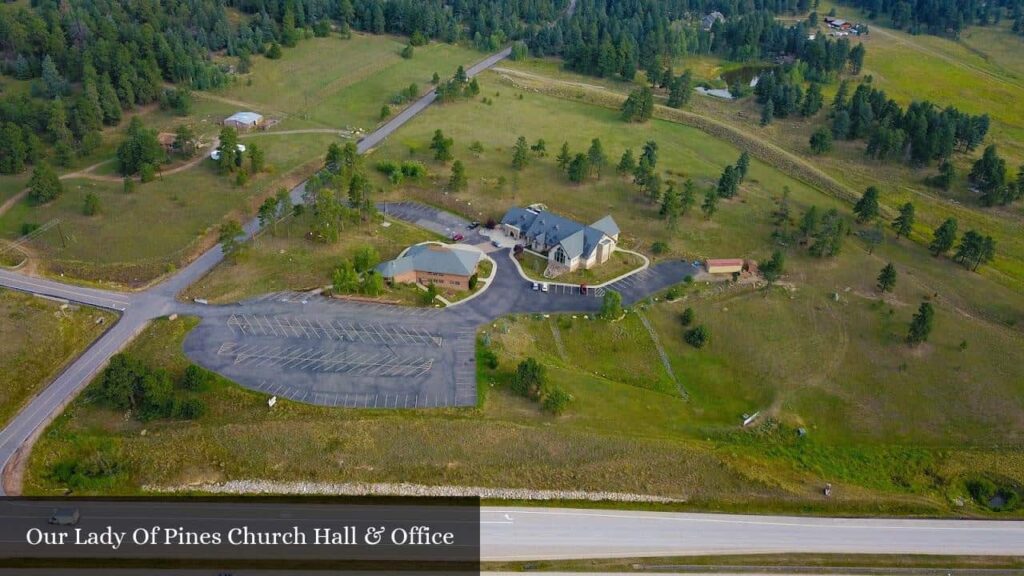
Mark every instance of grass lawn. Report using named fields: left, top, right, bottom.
left=0, top=131, right=339, bottom=286
left=0, top=289, right=115, bottom=428
left=213, top=33, right=482, bottom=131
left=182, top=213, right=440, bottom=304
left=516, top=250, right=644, bottom=285
left=371, top=70, right=833, bottom=265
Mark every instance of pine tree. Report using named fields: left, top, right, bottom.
left=449, top=160, right=467, bottom=191
left=567, top=154, right=590, bottom=183
left=617, top=149, right=636, bottom=175
left=701, top=188, right=718, bottom=219
left=853, top=186, right=881, bottom=223
left=929, top=218, right=958, bottom=256
left=587, top=138, right=606, bottom=178
left=906, top=302, right=935, bottom=346
left=28, top=163, right=63, bottom=205
left=680, top=179, right=697, bottom=215
left=556, top=142, right=572, bottom=172
left=893, top=202, right=915, bottom=238
left=659, top=184, right=682, bottom=229
left=877, top=263, right=897, bottom=292
left=512, top=136, right=530, bottom=170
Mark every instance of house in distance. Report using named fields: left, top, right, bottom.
left=500, top=205, right=619, bottom=277
left=223, top=111, right=264, bottom=132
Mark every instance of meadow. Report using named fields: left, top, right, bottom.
left=0, top=33, right=483, bottom=286
left=0, top=289, right=115, bottom=427
left=213, top=33, right=482, bottom=131
left=180, top=213, right=440, bottom=304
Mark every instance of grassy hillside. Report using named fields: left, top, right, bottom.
left=0, top=289, right=115, bottom=428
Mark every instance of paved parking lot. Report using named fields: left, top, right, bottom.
left=379, top=201, right=482, bottom=242
left=181, top=203, right=700, bottom=409
left=183, top=300, right=478, bottom=408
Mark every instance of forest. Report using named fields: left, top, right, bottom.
left=837, top=0, right=1023, bottom=36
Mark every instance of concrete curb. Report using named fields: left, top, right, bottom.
left=505, top=247, right=650, bottom=290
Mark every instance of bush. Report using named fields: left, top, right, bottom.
left=180, top=364, right=212, bottom=391
left=175, top=397, right=207, bottom=420
left=479, top=346, right=498, bottom=370
left=468, top=273, right=479, bottom=290
left=82, top=192, right=100, bottom=216
left=542, top=386, right=572, bottom=415
left=684, top=324, right=709, bottom=348
left=651, top=241, right=668, bottom=255
left=967, top=477, right=1021, bottom=511
left=681, top=307, right=695, bottom=326
left=139, top=163, right=156, bottom=183
left=665, top=287, right=681, bottom=301
left=47, top=439, right=123, bottom=490
left=400, top=161, right=426, bottom=178
left=511, top=357, right=545, bottom=399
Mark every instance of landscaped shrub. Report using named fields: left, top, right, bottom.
left=685, top=324, right=709, bottom=348
left=511, top=357, right=545, bottom=399
left=542, top=386, right=572, bottom=415
left=681, top=307, right=695, bottom=326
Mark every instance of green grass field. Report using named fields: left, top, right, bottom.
left=213, top=33, right=481, bottom=131
left=0, top=131, right=339, bottom=285
left=0, top=289, right=115, bottom=428
left=0, top=33, right=483, bottom=286
left=17, top=26, right=1024, bottom=515
left=181, top=213, right=440, bottom=304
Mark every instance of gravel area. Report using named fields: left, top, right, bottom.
left=147, top=480, right=684, bottom=503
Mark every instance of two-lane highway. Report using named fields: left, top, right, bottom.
left=481, top=508, right=1024, bottom=559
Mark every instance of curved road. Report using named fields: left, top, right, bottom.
left=0, top=42, right=1022, bottom=561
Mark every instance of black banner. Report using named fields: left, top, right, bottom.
left=0, top=497, right=480, bottom=573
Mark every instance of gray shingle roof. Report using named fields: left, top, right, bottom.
left=501, top=207, right=617, bottom=260
left=377, top=245, right=481, bottom=278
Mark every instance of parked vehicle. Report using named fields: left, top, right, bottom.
left=467, top=221, right=480, bottom=230
left=49, top=508, right=80, bottom=526
left=579, top=283, right=587, bottom=295
left=451, top=232, right=464, bottom=242
left=492, top=240, right=501, bottom=248
left=541, top=283, right=550, bottom=293
left=532, top=282, right=540, bottom=291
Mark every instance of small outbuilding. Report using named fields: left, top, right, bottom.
left=224, top=111, right=264, bottom=131
left=706, top=258, right=745, bottom=275
left=156, top=132, right=177, bottom=152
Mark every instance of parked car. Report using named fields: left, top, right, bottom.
left=49, top=508, right=80, bottom=526
left=492, top=240, right=501, bottom=248
left=451, top=232, right=464, bottom=242
left=467, top=221, right=480, bottom=230
left=541, top=283, right=550, bottom=293
left=579, top=283, right=588, bottom=295
left=532, top=282, right=540, bottom=291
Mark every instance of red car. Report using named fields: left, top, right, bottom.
left=451, top=232, right=464, bottom=242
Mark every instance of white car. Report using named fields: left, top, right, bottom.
left=209, top=143, right=247, bottom=161
left=541, top=283, right=550, bottom=293
left=531, top=282, right=540, bottom=291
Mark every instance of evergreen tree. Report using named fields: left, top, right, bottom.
left=556, top=142, right=572, bottom=172
left=449, top=160, right=467, bottom=191
left=853, top=186, right=881, bottom=223
left=621, top=86, right=654, bottom=122
left=701, top=188, right=719, bottom=219
left=877, top=263, right=897, bottom=292
left=907, top=302, right=935, bottom=346
left=659, top=184, right=682, bottom=229
left=760, top=98, right=775, bottom=126
left=0, top=123, right=27, bottom=174
left=430, top=129, right=454, bottom=162
left=809, top=128, right=833, bottom=154
left=28, top=163, right=63, bottom=205
left=617, top=149, right=636, bottom=175
left=893, top=202, right=915, bottom=238
left=512, top=136, right=530, bottom=170
left=736, top=152, right=751, bottom=182
left=587, top=138, right=607, bottom=178
left=929, top=218, right=958, bottom=256
left=567, top=153, right=590, bottom=183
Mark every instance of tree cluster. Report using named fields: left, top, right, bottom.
left=95, top=354, right=210, bottom=422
